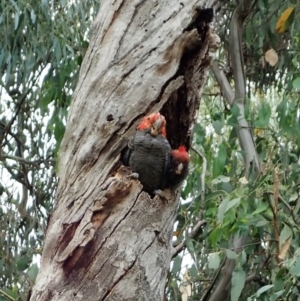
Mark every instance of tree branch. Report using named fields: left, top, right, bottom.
left=266, top=191, right=299, bottom=227
left=172, top=220, right=207, bottom=258
left=212, top=0, right=261, bottom=176
left=211, top=61, right=234, bottom=105
left=245, top=253, right=270, bottom=285
left=208, top=1, right=260, bottom=300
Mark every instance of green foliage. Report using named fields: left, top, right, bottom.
left=231, top=267, right=246, bottom=301
left=167, top=6, right=300, bottom=298
left=168, top=84, right=300, bottom=300
left=165, top=0, right=300, bottom=299
left=254, top=102, right=271, bottom=127
left=208, top=252, right=220, bottom=270
left=220, top=0, right=300, bottom=92
left=0, top=0, right=99, bottom=299
left=293, top=77, right=300, bottom=89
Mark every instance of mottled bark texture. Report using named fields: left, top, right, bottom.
left=30, top=1, right=219, bottom=300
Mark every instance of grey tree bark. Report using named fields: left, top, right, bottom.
left=29, top=1, right=218, bottom=300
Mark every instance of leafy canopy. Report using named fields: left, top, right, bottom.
left=0, top=0, right=99, bottom=299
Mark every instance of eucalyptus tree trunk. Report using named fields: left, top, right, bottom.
left=30, top=1, right=218, bottom=300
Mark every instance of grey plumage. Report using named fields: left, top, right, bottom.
left=125, top=130, right=171, bottom=194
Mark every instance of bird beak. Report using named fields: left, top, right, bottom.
left=150, top=116, right=163, bottom=136
left=175, top=163, right=183, bottom=174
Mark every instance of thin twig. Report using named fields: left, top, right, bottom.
left=191, top=146, right=207, bottom=205
left=267, top=191, right=298, bottom=227
left=1, top=66, right=46, bottom=148
left=171, top=220, right=207, bottom=258
left=2, top=154, right=56, bottom=166
left=273, top=166, right=282, bottom=264
left=245, top=253, right=270, bottom=284
left=0, top=289, right=15, bottom=301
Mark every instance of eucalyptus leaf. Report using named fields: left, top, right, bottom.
left=226, top=249, right=237, bottom=260
left=231, top=268, right=246, bottom=301
left=208, top=252, right=220, bottom=270
left=16, top=257, right=31, bottom=271
left=293, top=77, right=300, bottom=89
left=256, top=285, right=274, bottom=297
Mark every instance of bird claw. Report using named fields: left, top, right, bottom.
left=154, top=189, right=169, bottom=202
left=127, top=172, right=139, bottom=180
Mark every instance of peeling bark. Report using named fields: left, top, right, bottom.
left=30, top=1, right=218, bottom=300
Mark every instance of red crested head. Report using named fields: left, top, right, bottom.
left=171, top=146, right=189, bottom=163
left=137, top=112, right=167, bottom=137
